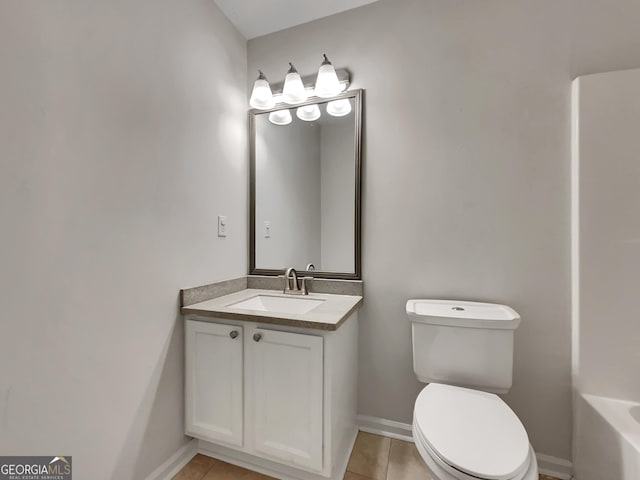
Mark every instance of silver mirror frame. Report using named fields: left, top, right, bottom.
left=249, top=88, right=363, bottom=280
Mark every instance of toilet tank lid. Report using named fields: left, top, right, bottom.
left=406, top=299, right=521, bottom=330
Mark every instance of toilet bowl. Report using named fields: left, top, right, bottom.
left=412, top=383, right=538, bottom=480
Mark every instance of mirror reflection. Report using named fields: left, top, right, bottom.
left=251, top=91, right=361, bottom=277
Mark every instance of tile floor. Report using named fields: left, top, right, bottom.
left=172, top=431, right=560, bottom=480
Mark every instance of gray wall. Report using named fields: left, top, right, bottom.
left=320, top=122, right=355, bottom=272
left=575, top=68, right=640, bottom=402
left=0, top=1, right=246, bottom=479
left=248, top=0, right=640, bottom=461
left=255, top=116, right=322, bottom=269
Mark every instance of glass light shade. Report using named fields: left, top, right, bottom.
left=268, top=109, right=292, bottom=126
left=282, top=63, right=308, bottom=105
left=326, top=99, right=352, bottom=117
left=296, top=104, right=321, bottom=122
left=249, top=71, right=275, bottom=109
left=314, top=55, right=341, bottom=98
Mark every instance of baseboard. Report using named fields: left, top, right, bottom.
left=198, top=431, right=357, bottom=480
left=143, top=438, right=198, bottom=480
left=356, top=414, right=414, bottom=442
left=356, top=415, right=574, bottom=480
left=536, top=452, right=573, bottom=480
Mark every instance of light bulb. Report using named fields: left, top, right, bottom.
left=314, top=54, right=342, bottom=98
left=282, top=63, right=308, bottom=105
left=326, top=99, right=352, bottom=117
left=296, top=104, right=321, bottom=122
left=268, top=109, right=292, bottom=125
left=249, top=70, right=275, bottom=110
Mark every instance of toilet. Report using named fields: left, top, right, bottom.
left=406, top=299, right=538, bottom=480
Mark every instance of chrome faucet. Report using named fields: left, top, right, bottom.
left=283, top=267, right=309, bottom=295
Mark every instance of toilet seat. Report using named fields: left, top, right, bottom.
left=413, top=383, right=531, bottom=480
left=413, top=424, right=537, bottom=480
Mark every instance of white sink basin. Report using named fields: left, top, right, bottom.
left=227, top=295, right=325, bottom=315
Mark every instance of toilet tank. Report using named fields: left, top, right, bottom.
left=406, top=299, right=521, bottom=394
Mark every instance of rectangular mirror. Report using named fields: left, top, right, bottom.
left=250, top=89, right=362, bottom=279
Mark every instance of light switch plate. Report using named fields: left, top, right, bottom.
left=264, top=221, right=271, bottom=238
left=218, top=216, right=227, bottom=237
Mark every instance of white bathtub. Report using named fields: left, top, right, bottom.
left=574, top=393, right=640, bottom=480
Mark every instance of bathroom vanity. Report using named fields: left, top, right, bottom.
left=181, top=81, right=364, bottom=479
left=181, top=283, right=362, bottom=480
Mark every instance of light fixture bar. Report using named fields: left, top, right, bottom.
left=269, top=68, right=350, bottom=96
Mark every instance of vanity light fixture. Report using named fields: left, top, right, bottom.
left=282, top=63, right=308, bottom=105
left=268, top=109, right=292, bottom=126
left=314, top=54, right=342, bottom=98
left=296, top=104, right=321, bottom=122
left=250, top=56, right=350, bottom=109
left=249, top=70, right=275, bottom=110
left=326, top=99, right=352, bottom=117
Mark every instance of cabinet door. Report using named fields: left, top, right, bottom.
left=185, top=320, right=243, bottom=446
left=249, top=328, right=323, bottom=471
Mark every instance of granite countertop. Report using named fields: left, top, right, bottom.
left=181, top=288, right=363, bottom=331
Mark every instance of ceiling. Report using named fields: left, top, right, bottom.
left=213, top=0, right=381, bottom=39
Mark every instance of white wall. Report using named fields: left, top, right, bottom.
left=574, top=69, right=640, bottom=402
left=248, top=0, right=640, bottom=461
left=255, top=116, right=321, bottom=269
left=0, top=1, right=246, bottom=479
left=320, top=122, right=355, bottom=272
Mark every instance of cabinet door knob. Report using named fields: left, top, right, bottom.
left=229, top=330, right=239, bottom=339
left=253, top=333, right=262, bottom=342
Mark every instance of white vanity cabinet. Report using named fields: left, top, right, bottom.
left=185, top=321, right=243, bottom=446
left=184, top=313, right=358, bottom=480
left=249, top=328, right=324, bottom=471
